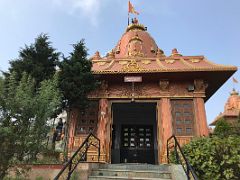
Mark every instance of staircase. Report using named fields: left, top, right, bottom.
left=88, top=164, right=172, bottom=180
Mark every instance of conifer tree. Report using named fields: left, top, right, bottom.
left=59, top=39, right=98, bottom=109
left=6, top=34, right=60, bottom=87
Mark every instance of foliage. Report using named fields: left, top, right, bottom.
left=213, top=118, right=232, bottom=137
left=6, top=34, right=60, bottom=87
left=214, top=117, right=240, bottom=137
left=59, top=39, right=98, bottom=109
left=181, top=136, right=240, bottom=180
left=0, top=73, right=62, bottom=179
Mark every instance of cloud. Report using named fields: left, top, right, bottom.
left=51, top=0, right=106, bottom=26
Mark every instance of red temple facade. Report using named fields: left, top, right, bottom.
left=67, top=21, right=237, bottom=164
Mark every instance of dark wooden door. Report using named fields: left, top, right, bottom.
left=120, top=125, right=154, bottom=164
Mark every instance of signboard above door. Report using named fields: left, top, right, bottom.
left=124, top=76, right=142, bottom=83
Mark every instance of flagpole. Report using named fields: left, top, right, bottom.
left=128, top=1, right=129, bottom=26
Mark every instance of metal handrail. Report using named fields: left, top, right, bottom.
left=54, top=132, right=100, bottom=180
left=167, top=135, right=198, bottom=180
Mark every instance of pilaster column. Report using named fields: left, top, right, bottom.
left=158, top=98, right=173, bottom=163
left=96, top=98, right=110, bottom=162
left=194, top=98, right=209, bottom=136
left=68, top=108, right=78, bottom=150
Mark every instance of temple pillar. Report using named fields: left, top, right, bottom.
left=96, top=98, right=110, bottom=163
left=194, top=98, right=209, bottom=136
left=68, top=108, right=78, bottom=150
left=158, top=98, right=173, bottom=163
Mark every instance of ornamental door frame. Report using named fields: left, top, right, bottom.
left=108, top=99, right=160, bottom=164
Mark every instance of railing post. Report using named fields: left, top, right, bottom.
left=54, top=133, right=102, bottom=180
left=174, top=141, right=179, bottom=164
left=98, top=140, right=100, bottom=162
left=67, top=160, right=72, bottom=180
left=167, top=141, right=169, bottom=164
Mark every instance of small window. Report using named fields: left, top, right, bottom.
left=185, top=119, right=192, bottom=124
left=175, top=104, right=182, bottom=108
left=177, top=128, right=182, bottom=133
left=176, top=119, right=182, bottom=124
left=176, top=112, right=181, bottom=116
left=186, top=128, right=192, bottom=133
left=183, top=104, right=191, bottom=108
left=183, top=112, right=191, bottom=116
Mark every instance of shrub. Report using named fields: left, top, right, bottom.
left=182, top=136, right=240, bottom=180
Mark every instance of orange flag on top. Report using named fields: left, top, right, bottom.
left=233, top=77, right=238, bottom=83
left=128, top=1, right=139, bottom=15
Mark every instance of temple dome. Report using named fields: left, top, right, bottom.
left=113, top=21, right=161, bottom=59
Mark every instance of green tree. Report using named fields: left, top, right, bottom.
left=214, top=117, right=240, bottom=137
left=6, top=34, right=60, bottom=87
left=59, top=39, right=98, bottom=109
left=0, top=72, right=62, bottom=179
left=213, top=118, right=232, bottom=137
left=58, top=40, right=98, bottom=160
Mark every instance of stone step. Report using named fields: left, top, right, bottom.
left=98, top=163, right=170, bottom=171
left=91, top=169, right=171, bottom=179
left=88, top=175, right=170, bottom=180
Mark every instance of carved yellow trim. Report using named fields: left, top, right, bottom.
left=128, top=51, right=145, bottom=57
left=165, top=59, right=175, bottom=64
left=88, top=95, right=206, bottom=99
left=92, top=66, right=237, bottom=74
left=190, top=59, right=200, bottom=63
left=204, top=58, right=236, bottom=68
left=180, top=58, right=195, bottom=68
left=97, top=62, right=107, bottom=66
left=122, top=59, right=144, bottom=72
left=118, top=61, right=128, bottom=65
left=141, top=59, right=151, bottom=65
left=156, top=59, right=166, bottom=68
left=105, top=60, right=115, bottom=70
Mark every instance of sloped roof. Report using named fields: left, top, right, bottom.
left=90, top=21, right=237, bottom=101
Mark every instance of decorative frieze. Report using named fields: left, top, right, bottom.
left=194, top=79, right=208, bottom=92
left=159, top=80, right=170, bottom=91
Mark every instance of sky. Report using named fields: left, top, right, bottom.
left=0, top=0, right=239, bottom=124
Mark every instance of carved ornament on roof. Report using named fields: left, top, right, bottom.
left=157, top=48, right=165, bottom=57
left=170, top=48, right=182, bottom=57
left=190, top=59, right=200, bottom=63
left=92, top=51, right=101, bottom=60
left=150, top=46, right=156, bottom=53
left=116, top=45, right=120, bottom=54
left=141, top=59, right=151, bottom=65
left=122, top=59, right=144, bottom=72
left=106, top=50, right=115, bottom=59
left=165, top=59, right=175, bottom=64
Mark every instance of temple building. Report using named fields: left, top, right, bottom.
left=210, top=89, right=240, bottom=126
left=67, top=20, right=237, bottom=164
